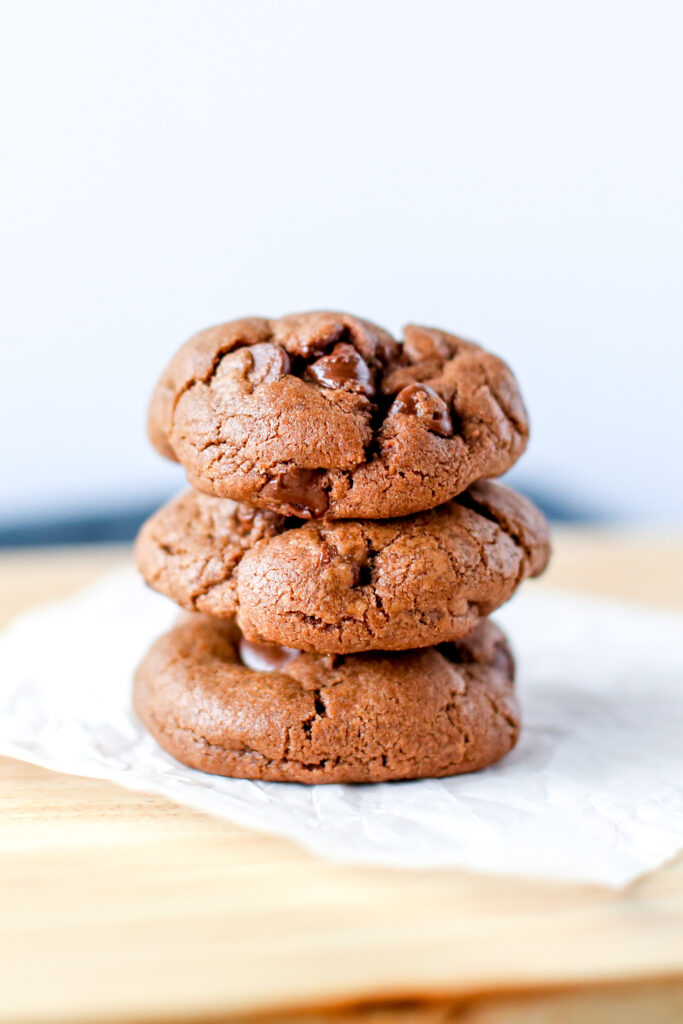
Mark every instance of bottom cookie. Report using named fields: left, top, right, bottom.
left=133, top=615, right=519, bottom=784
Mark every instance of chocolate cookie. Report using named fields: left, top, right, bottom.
left=133, top=614, right=519, bottom=784
left=136, top=480, right=550, bottom=653
left=148, top=311, right=529, bottom=519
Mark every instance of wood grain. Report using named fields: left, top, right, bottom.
left=0, top=530, right=682, bottom=1024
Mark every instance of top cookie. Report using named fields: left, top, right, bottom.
left=148, top=311, right=529, bottom=519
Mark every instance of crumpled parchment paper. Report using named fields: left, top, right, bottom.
left=1, top=568, right=681, bottom=886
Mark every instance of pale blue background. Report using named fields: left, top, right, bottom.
left=1, top=0, right=681, bottom=528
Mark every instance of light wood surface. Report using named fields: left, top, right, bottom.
left=0, top=529, right=682, bottom=1024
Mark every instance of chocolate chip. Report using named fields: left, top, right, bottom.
left=238, top=636, right=300, bottom=672
left=214, top=343, right=290, bottom=389
left=317, top=541, right=338, bottom=568
left=246, top=342, right=291, bottom=385
left=388, top=383, right=453, bottom=437
left=306, top=343, right=375, bottom=397
left=261, top=468, right=329, bottom=517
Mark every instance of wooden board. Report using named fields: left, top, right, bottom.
left=1, top=529, right=683, bottom=1024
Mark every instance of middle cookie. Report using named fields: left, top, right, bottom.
left=136, top=480, right=550, bottom=654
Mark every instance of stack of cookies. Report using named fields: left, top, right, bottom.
left=134, top=312, right=550, bottom=784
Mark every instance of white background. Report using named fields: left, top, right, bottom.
left=1, top=0, right=681, bottom=524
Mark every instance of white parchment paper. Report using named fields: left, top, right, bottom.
left=1, top=568, right=682, bottom=886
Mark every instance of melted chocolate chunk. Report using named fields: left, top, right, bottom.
left=261, top=468, right=329, bottom=517
left=246, top=342, right=291, bottom=385
left=389, top=383, right=453, bottom=437
left=213, top=343, right=290, bottom=389
left=317, top=541, right=338, bottom=567
left=239, top=636, right=300, bottom=672
left=306, top=343, right=375, bottom=397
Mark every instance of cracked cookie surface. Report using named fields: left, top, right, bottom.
left=148, top=311, right=529, bottom=519
left=133, top=614, right=519, bottom=784
left=136, top=480, right=550, bottom=653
